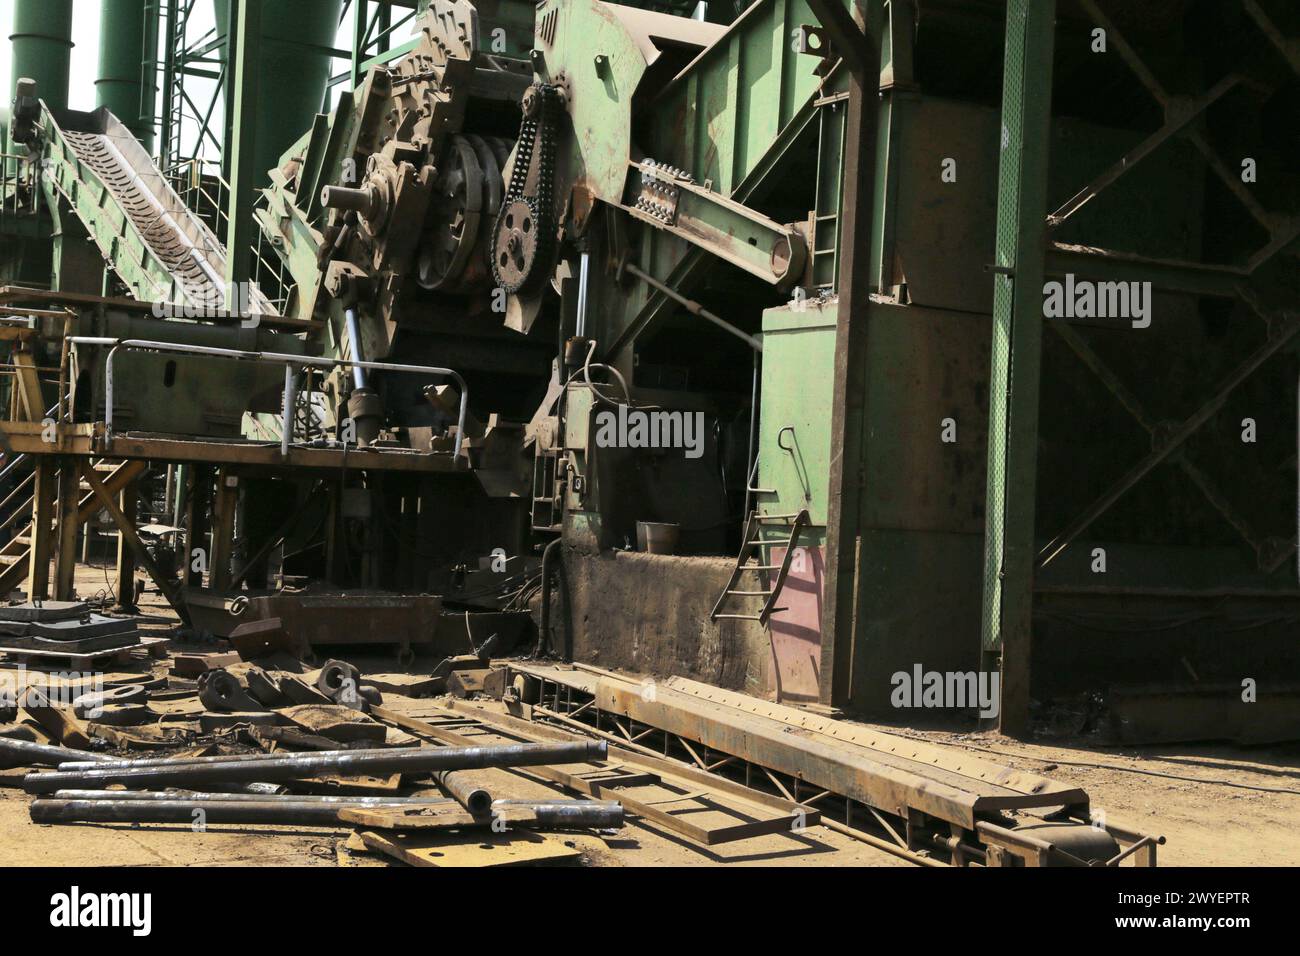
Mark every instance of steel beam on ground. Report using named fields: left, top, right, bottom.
left=425, top=699, right=821, bottom=847
left=510, top=664, right=1089, bottom=832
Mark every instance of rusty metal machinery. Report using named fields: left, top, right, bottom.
left=256, top=0, right=811, bottom=477
left=264, top=1, right=531, bottom=328
left=491, top=83, right=565, bottom=298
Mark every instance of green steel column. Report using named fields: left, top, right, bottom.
left=10, top=0, right=74, bottom=110
left=96, top=0, right=159, bottom=152
left=216, top=0, right=344, bottom=184
left=159, top=0, right=180, bottom=165
left=351, top=0, right=367, bottom=89
left=225, top=0, right=262, bottom=294
left=980, top=0, right=1057, bottom=737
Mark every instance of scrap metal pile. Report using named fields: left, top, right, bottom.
left=0, top=607, right=1171, bottom=866
left=0, top=621, right=627, bottom=867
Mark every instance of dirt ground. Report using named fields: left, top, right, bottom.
left=899, top=729, right=1300, bottom=866
left=1, top=562, right=1296, bottom=867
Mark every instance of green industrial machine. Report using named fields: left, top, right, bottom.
left=243, top=0, right=1300, bottom=724
left=0, top=0, right=1295, bottom=737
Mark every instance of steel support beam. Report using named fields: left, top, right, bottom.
left=980, top=0, right=1057, bottom=737
left=182, top=465, right=211, bottom=589
left=26, top=458, right=56, bottom=601
left=209, top=467, right=237, bottom=592
left=1044, top=245, right=1246, bottom=298
left=223, top=0, right=261, bottom=295
left=159, top=0, right=180, bottom=165
left=807, top=0, right=875, bottom=77
left=1050, top=321, right=1267, bottom=560
left=1045, top=76, right=1241, bottom=229
left=53, top=460, right=79, bottom=600
left=1241, top=0, right=1300, bottom=78
left=115, top=478, right=139, bottom=609
left=81, top=462, right=185, bottom=618
left=818, top=1, right=882, bottom=708
left=1038, top=315, right=1300, bottom=570
left=351, top=0, right=369, bottom=89
left=1072, top=0, right=1293, bottom=266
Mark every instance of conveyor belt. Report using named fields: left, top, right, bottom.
left=40, top=106, right=276, bottom=316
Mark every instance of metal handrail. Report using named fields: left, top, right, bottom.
left=67, top=337, right=471, bottom=459
left=0, top=152, right=39, bottom=220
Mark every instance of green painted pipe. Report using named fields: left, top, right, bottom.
left=214, top=0, right=344, bottom=184
left=10, top=0, right=74, bottom=111
left=96, top=0, right=158, bottom=151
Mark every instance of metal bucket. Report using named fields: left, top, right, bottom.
left=636, top=521, right=680, bottom=555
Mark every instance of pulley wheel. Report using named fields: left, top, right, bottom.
left=417, top=136, right=485, bottom=291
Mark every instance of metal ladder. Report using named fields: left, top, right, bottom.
left=710, top=508, right=810, bottom=627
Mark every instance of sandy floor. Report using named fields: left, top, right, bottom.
left=899, top=730, right=1300, bottom=866
left=2, top=561, right=1295, bottom=867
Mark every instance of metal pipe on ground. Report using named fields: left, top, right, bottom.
left=58, top=740, right=563, bottom=771
left=493, top=800, right=625, bottom=830
left=57, top=749, right=385, bottom=771
left=432, top=770, right=493, bottom=817
left=26, top=740, right=608, bottom=793
left=0, top=738, right=113, bottom=768
left=363, top=707, right=500, bottom=816
left=51, top=790, right=453, bottom=806
left=31, top=797, right=624, bottom=830
left=31, top=798, right=362, bottom=827
left=0, top=736, right=284, bottom=793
